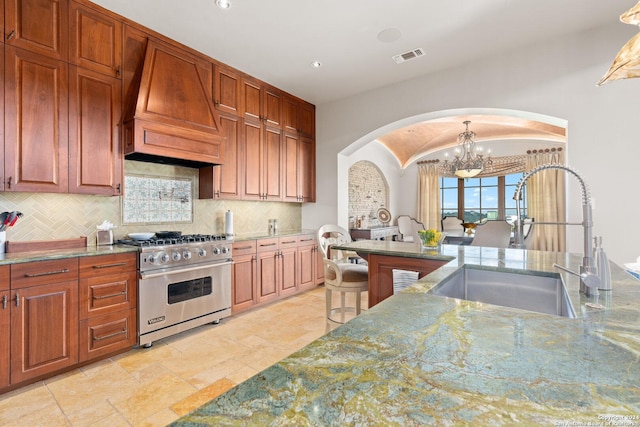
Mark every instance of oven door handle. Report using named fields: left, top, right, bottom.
left=140, top=261, right=232, bottom=279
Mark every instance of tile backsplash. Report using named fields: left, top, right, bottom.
left=0, top=160, right=301, bottom=245
left=123, top=174, right=193, bottom=224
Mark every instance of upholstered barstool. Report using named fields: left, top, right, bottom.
left=317, top=224, right=368, bottom=323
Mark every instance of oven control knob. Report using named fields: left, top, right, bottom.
left=197, top=248, right=207, bottom=257
left=221, top=246, right=230, bottom=254
left=212, top=246, right=220, bottom=255
left=172, top=252, right=181, bottom=261
left=150, top=252, right=169, bottom=265
left=183, top=250, right=192, bottom=260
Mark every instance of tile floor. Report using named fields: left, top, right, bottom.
left=0, top=286, right=366, bottom=426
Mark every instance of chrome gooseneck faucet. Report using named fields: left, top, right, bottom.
left=512, top=164, right=600, bottom=296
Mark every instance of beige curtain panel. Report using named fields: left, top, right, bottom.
left=417, top=163, right=441, bottom=231
left=525, top=150, right=566, bottom=252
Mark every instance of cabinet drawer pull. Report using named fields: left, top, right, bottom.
left=24, top=268, right=69, bottom=278
left=259, top=243, right=276, bottom=247
left=14, top=293, right=19, bottom=308
left=282, top=240, right=296, bottom=244
left=6, top=30, right=15, bottom=41
left=299, top=238, right=313, bottom=242
left=93, top=329, right=127, bottom=341
left=235, top=245, right=253, bottom=250
left=2, top=295, right=6, bottom=310
left=93, top=290, right=127, bottom=300
left=92, top=262, right=127, bottom=269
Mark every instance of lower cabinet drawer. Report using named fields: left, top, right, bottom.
left=79, top=309, right=137, bottom=362
left=79, top=271, right=137, bottom=319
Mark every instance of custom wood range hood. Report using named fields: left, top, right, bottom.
left=123, top=38, right=224, bottom=168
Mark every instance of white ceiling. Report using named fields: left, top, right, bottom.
left=92, top=0, right=629, bottom=106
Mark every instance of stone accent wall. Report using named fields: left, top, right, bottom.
left=0, top=160, right=301, bottom=246
left=348, top=161, right=388, bottom=228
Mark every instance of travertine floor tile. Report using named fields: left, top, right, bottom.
left=0, top=286, right=355, bottom=426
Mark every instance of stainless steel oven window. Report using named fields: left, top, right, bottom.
left=167, top=276, right=213, bottom=304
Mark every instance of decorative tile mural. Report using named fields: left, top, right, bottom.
left=123, top=175, right=193, bottom=224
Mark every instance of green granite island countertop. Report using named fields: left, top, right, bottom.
left=173, top=244, right=640, bottom=426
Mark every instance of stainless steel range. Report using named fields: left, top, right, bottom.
left=122, top=235, right=232, bottom=347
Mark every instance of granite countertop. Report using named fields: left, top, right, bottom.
left=173, top=243, right=640, bottom=425
left=231, top=229, right=317, bottom=242
left=0, top=244, right=139, bottom=266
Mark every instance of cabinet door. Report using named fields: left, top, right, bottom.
left=315, top=245, right=325, bottom=285
left=69, top=1, right=122, bottom=78
left=5, top=0, right=68, bottom=60
left=283, top=133, right=300, bottom=202
left=257, top=250, right=279, bottom=303
left=279, top=246, right=297, bottom=297
left=299, top=136, right=315, bottom=202
left=4, top=46, right=69, bottom=193
left=10, top=281, right=79, bottom=384
left=0, top=44, right=4, bottom=192
left=299, top=101, right=315, bottom=138
left=263, top=85, right=282, bottom=128
left=69, top=66, right=122, bottom=195
left=231, top=254, right=257, bottom=313
left=263, top=126, right=282, bottom=200
left=298, top=237, right=317, bottom=291
left=213, top=63, right=242, bottom=116
left=199, top=113, right=242, bottom=199
left=282, top=96, right=300, bottom=135
left=242, top=77, right=262, bottom=122
left=242, top=119, right=263, bottom=200
left=0, top=267, right=9, bottom=389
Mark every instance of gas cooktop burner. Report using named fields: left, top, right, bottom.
left=120, top=234, right=228, bottom=247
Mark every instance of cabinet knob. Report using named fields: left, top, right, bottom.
left=14, top=293, right=19, bottom=308
left=2, top=295, right=6, bottom=310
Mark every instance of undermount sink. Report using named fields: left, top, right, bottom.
left=428, top=267, right=576, bottom=318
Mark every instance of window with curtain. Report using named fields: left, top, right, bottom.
left=439, top=173, right=527, bottom=222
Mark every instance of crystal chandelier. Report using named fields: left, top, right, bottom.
left=442, top=121, right=492, bottom=178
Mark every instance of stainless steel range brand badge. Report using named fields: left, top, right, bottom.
left=148, top=316, right=166, bottom=325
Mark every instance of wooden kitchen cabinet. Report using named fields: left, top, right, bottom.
left=9, top=258, right=79, bottom=384
left=0, top=266, right=9, bottom=389
left=241, top=77, right=282, bottom=128
left=315, top=240, right=325, bottom=285
left=69, top=0, right=122, bottom=78
left=213, top=62, right=242, bottom=116
left=297, top=235, right=318, bottom=291
left=78, top=253, right=137, bottom=362
left=199, top=113, right=242, bottom=199
left=283, top=132, right=315, bottom=202
left=4, top=46, right=69, bottom=193
left=283, top=95, right=315, bottom=138
left=256, top=238, right=280, bottom=304
left=5, top=0, right=68, bottom=61
left=242, top=119, right=283, bottom=201
left=278, top=237, right=298, bottom=298
left=68, top=66, right=122, bottom=195
left=231, top=240, right=257, bottom=314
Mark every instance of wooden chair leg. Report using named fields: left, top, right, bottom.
left=326, top=288, right=332, bottom=320
left=340, top=291, right=346, bottom=323
left=355, top=290, right=361, bottom=315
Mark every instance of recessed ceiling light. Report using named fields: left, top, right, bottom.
left=216, top=0, right=231, bottom=9
left=377, top=28, right=402, bottom=43
left=311, top=61, right=322, bottom=68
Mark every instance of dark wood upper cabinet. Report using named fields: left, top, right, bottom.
left=68, top=66, right=122, bottom=195
left=4, top=46, right=69, bottom=193
left=5, top=0, right=68, bottom=60
left=69, top=1, right=122, bottom=78
left=199, top=113, right=242, bottom=199
left=213, top=63, right=243, bottom=116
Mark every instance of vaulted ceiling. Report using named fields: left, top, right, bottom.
left=376, top=114, right=567, bottom=168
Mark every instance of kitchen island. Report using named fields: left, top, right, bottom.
left=172, top=244, right=640, bottom=425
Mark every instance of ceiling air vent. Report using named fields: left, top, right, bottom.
left=392, top=48, right=425, bottom=64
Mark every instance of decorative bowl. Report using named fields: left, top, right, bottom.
left=418, top=229, right=446, bottom=249
left=128, top=233, right=155, bottom=241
